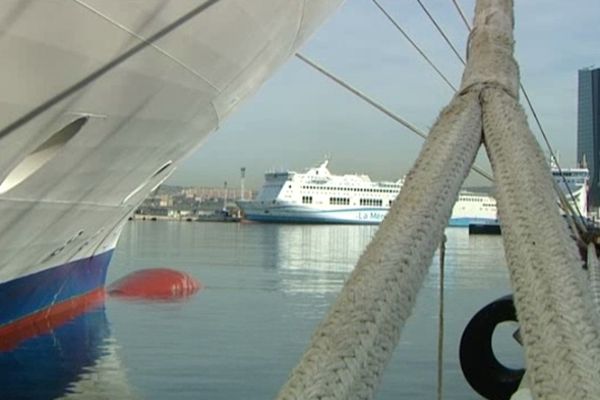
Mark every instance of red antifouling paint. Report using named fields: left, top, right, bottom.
left=108, top=268, right=201, bottom=300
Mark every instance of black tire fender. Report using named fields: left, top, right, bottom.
left=459, top=295, right=525, bottom=400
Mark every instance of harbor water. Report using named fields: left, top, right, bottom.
left=2, top=221, right=520, bottom=399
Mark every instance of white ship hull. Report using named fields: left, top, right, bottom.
left=239, top=201, right=389, bottom=224
left=239, top=201, right=497, bottom=226
left=0, top=0, right=343, bottom=330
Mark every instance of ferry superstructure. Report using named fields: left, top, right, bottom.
left=238, top=161, right=498, bottom=226
left=0, top=1, right=343, bottom=336
left=551, top=166, right=589, bottom=217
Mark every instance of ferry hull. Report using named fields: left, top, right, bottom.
left=244, top=209, right=386, bottom=225
left=239, top=201, right=497, bottom=227
left=449, top=217, right=498, bottom=227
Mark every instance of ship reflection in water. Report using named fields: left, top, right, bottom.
left=0, top=304, right=137, bottom=399
left=273, top=224, right=378, bottom=295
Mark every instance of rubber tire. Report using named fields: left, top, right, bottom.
left=459, top=295, right=525, bottom=400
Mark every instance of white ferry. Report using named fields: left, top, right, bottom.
left=238, top=161, right=498, bottom=226
left=551, top=166, right=589, bottom=218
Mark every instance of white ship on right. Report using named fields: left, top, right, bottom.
left=551, top=163, right=589, bottom=219
left=238, top=160, right=589, bottom=226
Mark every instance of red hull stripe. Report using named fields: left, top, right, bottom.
left=0, top=288, right=106, bottom=351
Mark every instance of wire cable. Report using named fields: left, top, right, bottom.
left=520, top=83, right=587, bottom=229
left=451, top=0, right=471, bottom=31
left=0, top=0, right=222, bottom=140
left=371, top=0, right=457, bottom=92
left=416, top=0, right=465, bottom=65
left=295, top=52, right=494, bottom=182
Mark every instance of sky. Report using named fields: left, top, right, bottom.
left=167, top=0, right=600, bottom=190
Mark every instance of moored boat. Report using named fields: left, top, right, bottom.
left=238, top=160, right=498, bottom=226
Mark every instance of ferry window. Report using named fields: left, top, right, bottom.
left=302, top=196, right=313, bottom=204
left=330, top=197, right=350, bottom=205
left=288, top=185, right=292, bottom=189
left=360, top=198, right=382, bottom=206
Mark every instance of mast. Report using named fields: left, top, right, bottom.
left=240, top=167, right=246, bottom=201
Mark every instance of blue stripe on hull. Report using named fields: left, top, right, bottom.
left=0, top=250, right=113, bottom=327
left=246, top=213, right=497, bottom=227
left=448, top=217, right=498, bottom=227
left=245, top=214, right=380, bottom=225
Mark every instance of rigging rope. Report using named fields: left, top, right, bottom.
left=521, top=83, right=588, bottom=229
left=451, top=0, right=471, bottom=31
left=294, top=53, right=494, bottom=182
left=0, top=0, right=222, bottom=140
left=587, top=243, right=600, bottom=312
left=371, top=0, right=457, bottom=92
left=415, top=0, right=466, bottom=65
left=280, top=1, right=600, bottom=399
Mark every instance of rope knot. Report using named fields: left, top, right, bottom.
left=460, top=1, right=519, bottom=99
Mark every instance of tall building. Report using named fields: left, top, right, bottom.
left=577, top=67, right=600, bottom=207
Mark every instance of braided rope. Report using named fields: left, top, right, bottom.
left=483, top=87, right=600, bottom=399
left=588, top=244, right=600, bottom=311
left=471, top=1, right=600, bottom=398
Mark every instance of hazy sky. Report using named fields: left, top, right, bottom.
left=168, top=0, right=600, bottom=189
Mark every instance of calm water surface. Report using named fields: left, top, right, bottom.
left=3, top=221, right=518, bottom=399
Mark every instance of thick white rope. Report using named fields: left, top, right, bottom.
left=587, top=243, right=600, bottom=313
left=484, top=87, right=600, bottom=399
left=470, top=1, right=600, bottom=398
left=277, top=90, right=482, bottom=399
